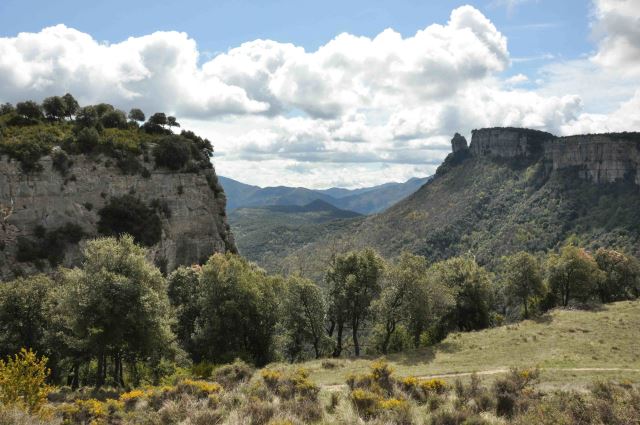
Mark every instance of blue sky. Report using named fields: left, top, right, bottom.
left=0, top=0, right=591, bottom=72
left=0, top=0, right=638, bottom=188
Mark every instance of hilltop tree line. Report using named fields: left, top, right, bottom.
left=0, top=234, right=638, bottom=388
left=0, top=95, right=214, bottom=174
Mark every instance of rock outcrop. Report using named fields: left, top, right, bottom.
left=451, top=133, right=468, bottom=153
left=0, top=152, right=236, bottom=280
left=467, top=127, right=640, bottom=185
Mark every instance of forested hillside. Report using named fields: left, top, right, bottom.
left=282, top=129, right=640, bottom=279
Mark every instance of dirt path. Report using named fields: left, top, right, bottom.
left=322, top=367, right=640, bottom=391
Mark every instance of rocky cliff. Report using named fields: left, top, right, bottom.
left=0, top=151, right=236, bottom=280
left=467, top=128, right=640, bottom=185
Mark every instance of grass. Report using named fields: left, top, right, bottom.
left=274, top=300, right=640, bottom=388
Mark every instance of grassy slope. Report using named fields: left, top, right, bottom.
left=275, top=300, right=640, bottom=388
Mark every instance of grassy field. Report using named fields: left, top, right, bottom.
left=274, top=300, right=640, bottom=389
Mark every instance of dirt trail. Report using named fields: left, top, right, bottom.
left=321, top=367, right=640, bottom=391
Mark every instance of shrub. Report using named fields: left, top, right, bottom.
left=211, top=359, right=254, bottom=389
left=492, top=367, right=540, bottom=418
left=177, top=379, right=222, bottom=398
left=153, top=135, right=192, bottom=170
left=51, top=149, right=72, bottom=176
left=97, top=195, right=162, bottom=246
left=74, top=127, right=100, bottom=153
left=0, top=349, right=51, bottom=413
left=15, top=223, right=85, bottom=266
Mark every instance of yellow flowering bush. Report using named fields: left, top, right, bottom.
left=178, top=379, right=223, bottom=398
left=0, top=348, right=52, bottom=413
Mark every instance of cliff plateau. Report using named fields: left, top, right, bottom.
left=0, top=151, right=235, bottom=280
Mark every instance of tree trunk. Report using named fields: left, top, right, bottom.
left=70, top=362, right=80, bottom=390
left=96, top=354, right=105, bottom=388
left=332, top=322, right=343, bottom=357
left=523, top=298, right=529, bottom=319
left=352, top=318, right=360, bottom=357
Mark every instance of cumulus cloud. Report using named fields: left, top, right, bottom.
left=0, top=2, right=638, bottom=188
left=591, top=0, right=640, bottom=75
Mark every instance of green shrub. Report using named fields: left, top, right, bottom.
left=16, top=223, right=85, bottom=266
left=153, top=136, right=192, bottom=170
left=97, top=195, right=162, bottom=246
left=51, top=149, right=72, bottom=176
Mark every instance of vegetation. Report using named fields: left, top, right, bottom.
left=97, top=195, right=162, bottom=246
left=0, top=94, right=213, bottom=175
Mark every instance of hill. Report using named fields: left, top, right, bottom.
left=277, top=299, right=640, bottom=388
left=0, top=99, right=235, bottom=279
left=219, top=175, right=431, bottom=214
left=282, top=128, right=640, bottom=278
left=229, top=199, right=362, bottom=271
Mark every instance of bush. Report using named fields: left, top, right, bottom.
left=0, top=349, right=51, bottom=413
left=97, top=195, right=162, bottom=246
left=492, top=367, right=540, bottom=418
left=15, top=223, right=85, bottom=266
left=211, top=359, right=254, bottom=389
left=51, top=149, right=72, bottom=176
left=153, top=135, right=192, bottom=170
left=75, top=127, right=100, bottom=153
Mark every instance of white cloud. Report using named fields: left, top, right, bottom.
left=0, top=2, right=638, bottom=188
left=591, top=0, right=640, bottom=75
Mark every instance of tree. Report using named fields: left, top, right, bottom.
left=326, top=248, right=385, bottom=357
left=546, top=245, right=600, bottom=307
left=148, top=112, right=168, bottom=127
left=193, top=253, right=281, bottom=365
left=0, top=275, right=54, bottom=359
left=62, top=93, right=79, bottom=118
left=100, top=109, right=127, bottom=129
left=94, top=103, right=115, bottom=117
left=128, top=108, right=145, bottom=122
left=431, top=255, right=493, bottom=332
left=0, top=103, right=14, bottom=115
left=167, top=266, right=202, bottom=358
left=42, top=96, right=66, bottom=120
left=281, top=275, right=328, bottom=361
left=167, top=116, right=180, bottom=129
left=594, top=248, right=640, bottom=302
left=500, top=252, right=546, bottom=318
left=153, top=135, right=191, bottom=170
left=15, top=101, right=43, bottom=120
left=75, top=106, right=99, bottom=129
left=373, top=252, right=454, bottom=353
left=59, top=236, right=174, bottom=387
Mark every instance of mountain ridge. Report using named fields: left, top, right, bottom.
left=219, top=175, right=431, bottom=215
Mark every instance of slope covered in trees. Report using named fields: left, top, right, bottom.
left=282, top=136, right=640, bottom=280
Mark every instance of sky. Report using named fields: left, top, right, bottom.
left=0, top=0, right=639, bottom=188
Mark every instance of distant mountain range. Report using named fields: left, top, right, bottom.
left=219, top=175, right=432, bottom=215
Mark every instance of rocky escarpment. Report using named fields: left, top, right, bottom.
left=464, top=127, right=640, bottom=185
left=0, top=152, right=235, bottom=280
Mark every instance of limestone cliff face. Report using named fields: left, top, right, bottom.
left=0, top=152, right=236, bottom=280
left=467, top=128, right=640, bottom=185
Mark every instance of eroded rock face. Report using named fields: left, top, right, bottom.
left=451, top=133, right=468, bottom=153
left=0, top=153, right=236, bottom=280
left=468, top=128, right=640, bottom=185
left=546, top=135, right=640, bottom=185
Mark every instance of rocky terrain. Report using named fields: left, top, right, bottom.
left=0, top=150, right=235, bottom=279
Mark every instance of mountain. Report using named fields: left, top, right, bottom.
left=219, top=175, right=431, bottom=215
left=229, top=199, right=361, bottom=271
left=279, top=128, right=640, bottom=279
